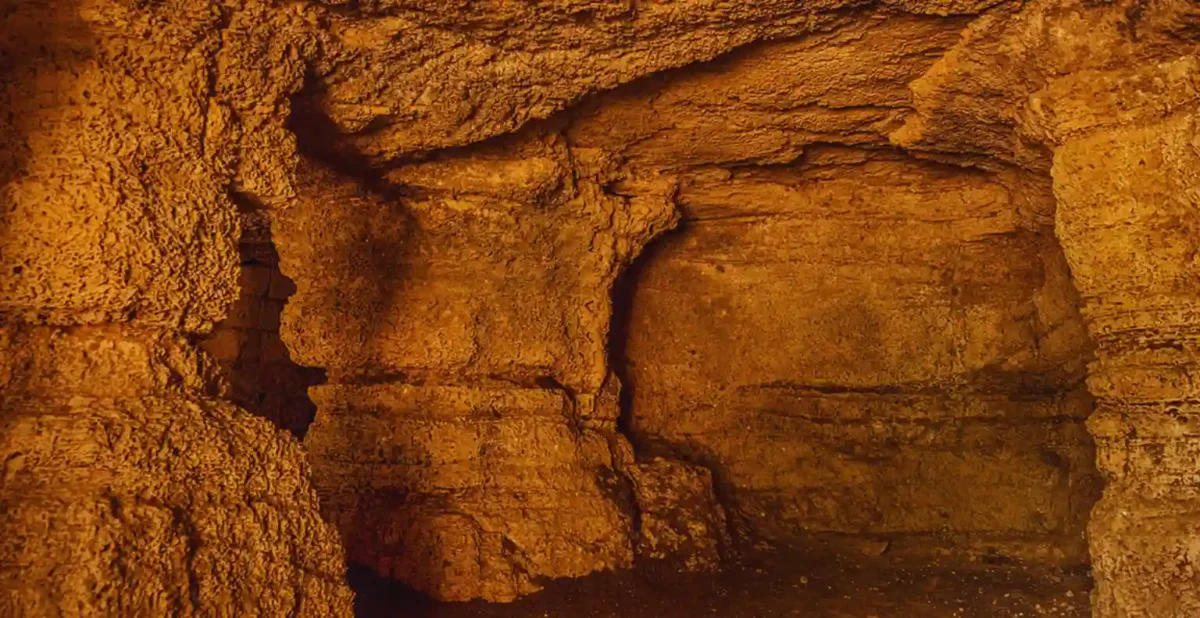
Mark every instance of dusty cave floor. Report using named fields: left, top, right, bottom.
left=351, top=550, right=1091, bottom=618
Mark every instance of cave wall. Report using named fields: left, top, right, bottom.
left=893, top=1, right=1200, bottom=613
left=1, top=0, right=1197, bottom=616
left=1056, top=115, right=1200, bottom=618
left=571, top=12, right=1102, bottom=561
left=279, top=0, right=1198, bottom=609
left=278, top=131, right=676, bottom=602
left=622, top=147, right=1099, bottom=563
left=0, top=1, right=353, bottom=615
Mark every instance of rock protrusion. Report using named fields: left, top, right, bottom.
left=627, top=458, right=730, bottom=573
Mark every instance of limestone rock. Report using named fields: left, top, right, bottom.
left=627, top=458, right=729, bottom=572
left=302, top=1, right=987, bottom=162
left=3, top=0, right=1199, bottom=615
left=621, top=146, right=1099, bottom=563
left=1053, top=113, right=1200, bottom=618
left=278, top=130, right=676, bottom=600
left=0, top=0, right=353, bottom=614
left=0, top=328, right=354, bottom=617
left=304, top=383, right=633, bottom=602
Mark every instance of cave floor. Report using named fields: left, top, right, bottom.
left=352, top=550, right=1092, bottom=618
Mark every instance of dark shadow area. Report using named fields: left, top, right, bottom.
left=351, top=549, right=1092, bottom=618
left=287, top=70, right=405, bottom=193
left=348, top=564, right=440, bottom=618
left=199, top=203, right=325, bottom=437
left=285, top=71, right=421, bottom=384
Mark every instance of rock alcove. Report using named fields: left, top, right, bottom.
left=1, top=1, right=1198, bottom=617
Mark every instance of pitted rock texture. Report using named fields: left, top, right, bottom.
left=3, top=0, right=1199, bottom=615
left=0, top=393, right=353, bottom=617
left=0, top=327, right=354, bottom=617
left=0, top=0, right=309, bottom=330
left=627, top=458, right=730, bottom=573
left=1053, top=114, right=1200, bottom=618
left=0, top=0, right=352, bottom=615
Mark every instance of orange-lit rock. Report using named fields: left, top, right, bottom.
left=2, top=0, right=1197, bottom=615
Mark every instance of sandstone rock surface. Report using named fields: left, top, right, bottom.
left=0, top=327, right=354, bottom=617
left=1, top=0, right=353, bottom=615
left=278, top=133, right=676, bottom=600
left=1054, top=114, right=1200, bottom=618
left=2, top=0, right=1198, bottom=616
left=627, top=458, right=730, bottom=572
left=622, top=147, right=1099, bottom=562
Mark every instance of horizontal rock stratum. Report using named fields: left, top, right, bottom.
left=1, top=0, right=1197, bottom=616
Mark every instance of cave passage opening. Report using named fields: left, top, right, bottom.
left=199, top=201, right=325, bottom=439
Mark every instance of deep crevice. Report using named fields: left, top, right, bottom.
left=199, top=200, right=325, bottom=438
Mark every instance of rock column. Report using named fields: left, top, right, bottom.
left=0, top=1, right=353, bottom=615
left=1054, top=112, right=1200, bottom=617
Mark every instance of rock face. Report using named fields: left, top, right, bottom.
left=2, top=0, right=1198, bottom=616
left=0, top=330, right=353, bottom=616
left=0, top=0, right=353, bottom=615
left=897, top=1, right=1200, bottom=613
left=303, top=384, right=634, bottom=602
left=200, top=209, right=323, bottom=438
left=622, top=147, right=1099, bottom=562
left=1055, top=116, right=1200, bottom=618
left=626, top=458, right=730, bottom=573
left=0, top=328, right=355, bottom=617
left=278, top=136, right=677, bottom=601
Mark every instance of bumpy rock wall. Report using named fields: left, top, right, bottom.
left=893, top=1, right=1200, bottom=614
left=1056, top=108, right=1200, bottom=618
left=2, top=0, right=1197, bottom=616
left=586, top=12, right=1101, bottom=561
left=283, top=0, right=1198, bottom=610
left=0, top=1, right=353, bottom=615
left=280, top=132, right=676, bottom=602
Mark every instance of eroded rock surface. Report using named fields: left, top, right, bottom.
left=270, top=0, right=1199, bottom=610
left=905, top=1, right=1200, bottom=613
left=279, top=133, right=676, bottom=600
left=0, top=0, right=352, bottom=615
left=1054, top=114, right=1200, bottom=618
left=0, top=327, right=354, bottom=617
left=627, top=458, right=730, bottom=572
left=622, top=147, right=1099, bottom=562
left=3, top=0, right=1198, bottom=615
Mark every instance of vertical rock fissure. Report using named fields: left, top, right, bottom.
left=607, top=220, right=743, bottom=569
left=199, top=195, right=326, bottom=438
